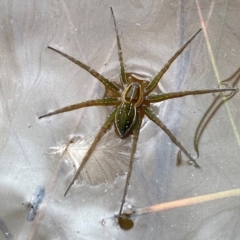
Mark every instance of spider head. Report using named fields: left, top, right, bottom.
left=122, top=82, right=143, bottom=107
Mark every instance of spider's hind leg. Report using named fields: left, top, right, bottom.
left=64, top=107, right=117, bottom=196
left=143, top=105, right=200, bottom=168
left=118, top=111, right=142, bottom=218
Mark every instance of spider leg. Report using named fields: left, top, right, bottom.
left=119, top=111, right=142, bottom=217
left=48, top=46, right=121, bottom=93
left=64, top=107, right=117, bottom=196
left=146, top=88, right=237, bottom=103
left=110, top=7, right=127, bottom=86
left=145, top=29, right=202, bottom=95
left=142, top=105, right=200, bottom=168
left=39, top=98, right=120, bottom=119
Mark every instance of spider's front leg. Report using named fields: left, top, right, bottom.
left=110, top=7, right=127, bottom=86
left=144, top=29, right=202, bottom=95
left=47, top=46, right=122, bottom=94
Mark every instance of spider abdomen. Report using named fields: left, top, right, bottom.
left=115, top=103, right=136, bottom=138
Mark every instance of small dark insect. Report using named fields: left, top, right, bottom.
left=39, top=7, right=237, bottom=224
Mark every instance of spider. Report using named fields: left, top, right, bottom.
left=39, top=7, right=237, bottom=223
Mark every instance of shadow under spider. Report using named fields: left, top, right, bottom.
left=39, top=7, right=237, bottom=228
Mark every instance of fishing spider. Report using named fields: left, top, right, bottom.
left=39, top=8, right=236, bottom=222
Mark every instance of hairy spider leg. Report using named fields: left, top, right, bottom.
left=39, top=98, right=119, bottom=119
left=64, top=108, right=117, bottom=196
left=144, top=29, right=202, bottom=95
left=110, top=7, right=127, bottom=86
left=145, top=89, right=237, bottom=167
left=143, top=105, right=200, bottom=168
left=146, top=88, right=238, bottom=102
left=118, top=111, right=142, bottom=217
left=47, top=46, right=122, bottom=94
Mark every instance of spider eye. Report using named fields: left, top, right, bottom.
left=115, top=103, right=136, bottom=138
